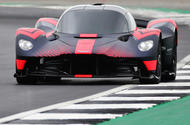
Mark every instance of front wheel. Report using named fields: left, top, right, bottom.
left=140, top=44, right=162, bottom=84
left=161, top=33, right=177, bottom=81
left=161, top=48, right=176, bottom=81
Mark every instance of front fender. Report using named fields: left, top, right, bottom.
left=16, top=28, right=47, bottom=57
left=147, top=19, right=178, bottom=45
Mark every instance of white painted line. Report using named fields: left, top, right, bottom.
left=117, top=89, right=190, bottom=94
left=21, top=113, right=122, bottom=120
left=57, top=104, right=156, bottom=110
left=177, top=70, right=190, bottom=74
left=182, top=65, right=190, bottom=69
left=177, top=55, right=190, bottom=69
left=92, top=96, right=180, bottom=101
left=139, top=82, right=190, bottom=87
left=0, top=55, right=189, bottom=123
left=0, top=84, right=135, bottom=124
left=176, top=75, right=190, bottom=80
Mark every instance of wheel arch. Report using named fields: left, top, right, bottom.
left=35, top=18, right=58, bottom=33
left=147, top=19, right=178, bottom=77
left=147, top=18, right=178, bottom=46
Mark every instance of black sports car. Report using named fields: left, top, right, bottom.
left=14, top=4, right=178, bottom=84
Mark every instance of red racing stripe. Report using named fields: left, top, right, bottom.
left=80, top=34, right=98, bottom=38
left=75, top=34, right=97, bottom=54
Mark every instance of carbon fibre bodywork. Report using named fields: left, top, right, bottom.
left=14, top=4, right=178, bottom=83
left=16, top=31, right=160, bottom=58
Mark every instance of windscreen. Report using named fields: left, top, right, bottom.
left=57, top=10, right=129, bottom=34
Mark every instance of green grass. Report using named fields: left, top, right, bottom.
left=97, top=95, right=190, bottom=125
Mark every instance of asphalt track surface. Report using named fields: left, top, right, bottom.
left=0, top=10, right=190, bottom=119
left=0, top=17, right=119, bottom=118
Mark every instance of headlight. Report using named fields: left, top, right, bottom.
left=18, top=39, right=33, bottom=51
left=138, top=40, right=153, bottom=52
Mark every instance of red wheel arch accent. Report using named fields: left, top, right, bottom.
left=16, top=59, right=26, bottom=70
left=143, top=60, right=157, bottom=71
left=133, top=29, right=161, bottom=40
left=147, top=19, right=177, bottom=29
left=16, top=28, right=45, bottom=40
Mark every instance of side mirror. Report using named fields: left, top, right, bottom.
left=46, top=32, right=58, bottom=41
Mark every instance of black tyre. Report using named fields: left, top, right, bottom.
left=161, top=33, right=177, bottom=81
left=140, top=43, right=162, bottom=84
left=16, top=77, right=37, bottom=85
